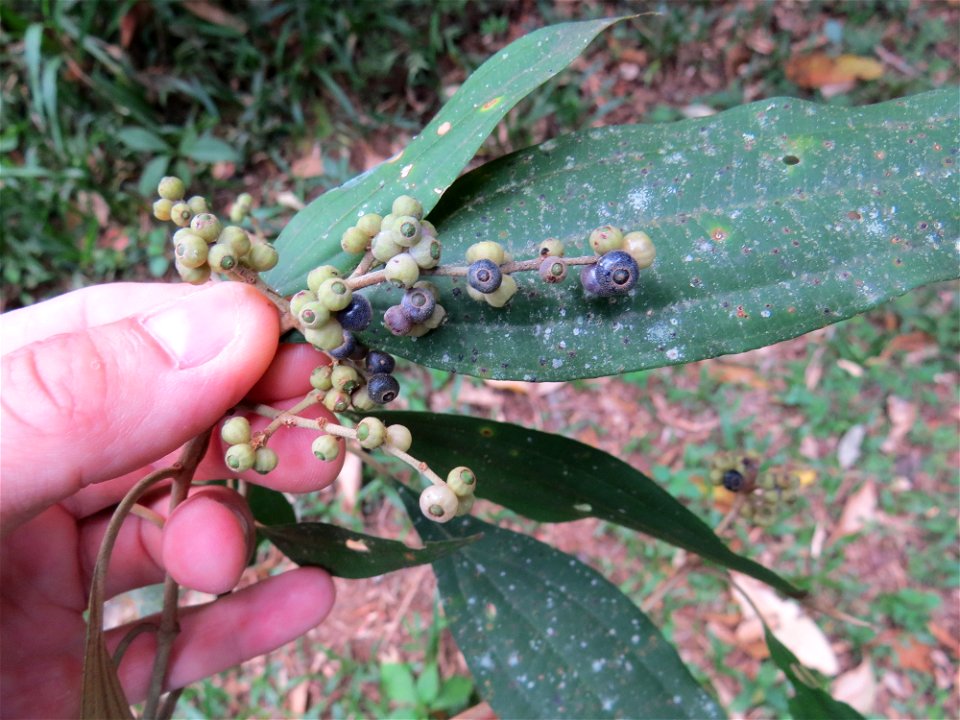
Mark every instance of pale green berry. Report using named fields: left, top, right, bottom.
left=589, top=225, right=624, bottom=254
left=407, top=322, right=430, bottom=338
left=225, top=443, right=255, bottom=472
left=356, top=417, right=387, bottom=449
left=246, top=243, right=279, bottom=271
left=172, top=227, right=194, bottom=243
left=350, top=387, right=377, bottom=411
left=420, top=219, right=437, bottom=236
left=623, top=231, right=656, bottom=269
left=331, top=365, right=361, bottom=393
left=310, top=365, right=333, bottom=391
left=466, top=241, right=505, bottom=265
left=221, top=416, right=251, bottom=445
left=207, top=243, right=238, bottom=272
left=189, top=213, right=221, bottom=243
left=371, top=230, right=404, bottom=262
left=323, top=388, right=350, bottom=413
left=289, top=290, right=314, bottom=318
left=175, top=259, right=212, bottom=285
left=307, top=265, right=341, bottom=294
left=419, top=484, right=458, bottom=523
left=219, top=225, right=251, bottom=257
left=483, top=274, right=518, bottom=308
left=236, top=192, right=253, bottom=209
left=316, top=278, right=352, bottom=311
left=170, top=202, right=192, bottom=227
left=392, top=194, right=423, bottom=219
left=341, top=226, right=369, bottom=254
left=253, top=447, right=279, bottom=474
left=356, top=213, right=382, bottom=237
left=466, top=285, right=487, bottom=303
left=409, top=235, right=442, bottom=269
left=538, top=238, right=565, bottom=258
left=413, top=280, right=440, bottom=299
left=187, top=195, right=209, bottom=215
left=394, top=215, right=422, bottom=247
left=298, top=301, right=331, bottom=329
left=385, top=424, right=412, bottom=452
left=446, top=466, right=476, bottom=498
left=229, top=204, right=247, bottom=224
left=380, top=213, right=398, bottom=231
left=384, top=253, right=420, bottom=288
left=422, top=303, right=447, bottom=330
left=312, top=434, right=341, bottom=462
left=456, top=495, right=475, bottom=516
left=175, top=233, right=209, bottom=269
left=153, top=198, right=173, bottom=222
left=304, top=319, right=345, bottom=351
left=158, top=176, right=186, bottom=201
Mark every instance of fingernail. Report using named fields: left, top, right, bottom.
left=141, top=287, right=238, bottom=369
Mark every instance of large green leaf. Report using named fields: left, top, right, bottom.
left=264, top=17, right=626, bottom=294
left=398, top=485, right=726, bottom=720
left=372, top=411, right=804, bottom=598
left=763, top=627, right=864, bottom=720
left=262, top=521, right=480, bottom=579
left=357, top=90, right=959, bottom=380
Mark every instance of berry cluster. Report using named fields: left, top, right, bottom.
left=152, top=176, right=277, bottom=284
left=580, top=226, right=656, bottom=297
left=221, top=416, right=279, bottom=474
left=710, top=452, right=802, bottom=526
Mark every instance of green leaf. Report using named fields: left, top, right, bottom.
left=264, top=17, right=627, bottom=295
left=373, top=411, right=803, bottom=597
left=763, top=626, right=864, bottom=720
left=359, top=90, right=959, bottom=380
left=381, top=663, right=419, bottom=705
left=433, top=676, right=474, bottom=711
left=262, top=521, right=479, bottom=579
left=415, top=661, right=440, bottom=704
left=137, top=155, right=170, bottom=198
left=246, top=485, right=296, bottom=527
left=179, top=134, right=240, bottom=163
left=116, top=127, right=170, bottom=153
left=399, top=485, right=726, bottom=720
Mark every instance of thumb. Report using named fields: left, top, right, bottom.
left=1, top=283, right=279, bottom=531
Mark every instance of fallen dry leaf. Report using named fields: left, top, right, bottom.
left=183, top=1, right=248, bottom=33
left=707, top=362, right=769, bottom=389
left=833, top=479, right=877, bottom=540
left=831, top=659, right=877, bottom=714
left=291, top=143, right=325, bottom=179
left=837, top=424, right=866, bottom=470
left=786, top=53, right=884, bottom=88
left=928, top=621, right=959, bottom=656
left=881, top=395, right=917, bottom=454
left=894, top=637, right=935, bottom=674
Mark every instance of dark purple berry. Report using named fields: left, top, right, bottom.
left=595, top=250, right=639, bottom=295
left=366, top=350, right=395, bottom=375
left=467, top=259, right=502, bottom=293
left=367, top=373, right=400, bottom=404
left=580, top=264, right=602, bottom=296
left=383, top=305, right=413, bottom=336
left=338, top=293, right=373, bottom=331
left=722, top=469, right=745, bottom=492
left=400, top=286, right=436, bottom=323
left=328, top=331, right=357, bottom=360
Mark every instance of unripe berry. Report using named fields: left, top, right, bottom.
left=392, top=194, right=423, bottom=219
left=623, top=231, right=656, bottom=269
left=253, top=447, right=279, bottom=474
left=307, top=265, right=341, bottom=294
left=323, top=388, right=351, bottom=413
left=420, top=219, right=437, bottom=236
left=236, top=192, right=253, bottom=210
left=153, top=198, right=173, bottom=221
left=350, top=387, right=377, bottom=411
left=219, top=225, right=251, bottom=257
left=538, top=238, right=565, bottom=258
left=289, top=290, right=315, bottom=318
left=331, top=365, right=361, bottom=394
left=207, top=243, right=237, bottom=272
left=175, top=233, right=209, bottom=269
left=380, top=213, right=399, bottom=231
left=312, top=434, right=341, bottom=462
left=419, top=484, right=459, bottom=522
left=221, top=416, right=251, bottom=445
left=187, top=195, right=209, bottom=215
left=386, top=424, right=412, bottom=451
left=341, top=226, right=369, bottom=254
left=394, top=215, right=422, bottom=247
left=304, top=318, right=345, bottom=351
left=158, top=176, right=186, bottom=201
left=175, top=260, right=212, bottom=285
left=589, top=225, right=624, bottom=254
left=356, top=417, right=387, bottom=449
left=456, top=495, right=475, bottom=516
left=246, top=243, right=279, bottom=272
left=310, top=364, right=334, bottom=391
left=466, top=241, right=505, bottom=265
left=298, top=301, right=331, bottom=329
left=170, top=202, right=192, bottom=227
left=482, top=274, right=517, bottom=308
left=189, top=213, right=221, bottom=243
left=422, top=303, right=447, bottom=330
left=356, top=213, right=383, bottom=237
left=317, top=278, right=352, bottom=311
left=409, top=235, right=442, bottom=269
left=446, top=466, right=476, bottom=497
left=225, top=443, right=256, bottom=472
left=371, top=230, right=404, bottom=262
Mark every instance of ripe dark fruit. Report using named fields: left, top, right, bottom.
left=328, top=331, right=357, bottom=360
left=400, top=286, right=436, bottom=323
left=367, top=373, right=400, bottom=404
left=722, top=469, right=745, bottom=492
left=467, top=259, right=502, bottom=293
left=579, top=264, right=602, bottom=296
left=366, top=350, right=396, bottom=375
left=338, top=293, right=373, bottom=331
left=384, top=305, right=413, bottom=336
left=595, top=250, right=639, bottom=295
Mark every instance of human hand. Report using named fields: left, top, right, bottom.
left=0, top=282, right=344, bottom=718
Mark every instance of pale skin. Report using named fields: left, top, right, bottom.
left=0, top=282, right=345, bottom=718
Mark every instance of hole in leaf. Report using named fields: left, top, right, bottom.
left=782, top=155, right=800, bottom=165
left=345, top=539, right=370, bottom=553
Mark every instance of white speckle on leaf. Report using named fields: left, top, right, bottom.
left=400, top=164, right=413, bottom=178
left=627, top=187, right=652, bottom=213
